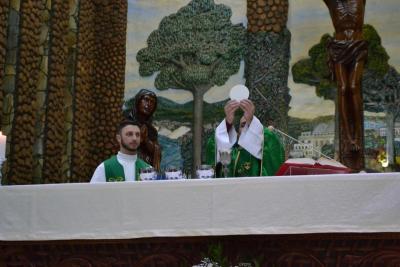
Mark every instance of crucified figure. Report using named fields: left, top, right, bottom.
left=323, top=0, right=368, bottom=170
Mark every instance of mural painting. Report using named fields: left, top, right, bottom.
left=126, top=0, right=400, bottom=173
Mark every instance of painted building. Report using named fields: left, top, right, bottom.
left=379, top=123, right=400, bottom=137
left=292, top=122, right=334, bottom=158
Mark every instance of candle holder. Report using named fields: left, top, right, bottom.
left=0, top=131, right=6, bottom=185
left=196, top=165, right=214, bottom=179
left=139, top=167, right=157, bottom=181
left=165, top=166, right=184, bottom=180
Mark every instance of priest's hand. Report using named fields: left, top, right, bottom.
left=224, top=100, right=240, bottom=125
left=240, top=99, right=255, bottom=125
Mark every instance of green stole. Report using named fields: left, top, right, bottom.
left=104, top=155, right=150, bottom=182
left=228, top=146, right=261, bottom=177
left=205, top=127, right=285, bottom=177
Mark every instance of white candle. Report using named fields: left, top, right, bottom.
left=0, top=132, right=7, bottom=160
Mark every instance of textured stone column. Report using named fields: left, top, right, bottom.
left=6, top=1, right=43, bottom=184
left=42, top=0, right=70, bottom=183
left=246, top=0, right=291, bottom=132
left=0, top=0, right=9, bottom=119
left=70, top=0, right=96, bottom=182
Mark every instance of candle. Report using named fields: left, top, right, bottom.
left=0, top=131, right=7, bottom=160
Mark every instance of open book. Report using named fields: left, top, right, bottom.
left=275, top=157, right=352, bottom=176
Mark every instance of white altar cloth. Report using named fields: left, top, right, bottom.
left=1, top=173, right=400, bottom=241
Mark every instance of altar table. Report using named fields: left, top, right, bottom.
left=1, top=173, right=400, bottom=266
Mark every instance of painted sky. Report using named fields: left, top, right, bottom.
left=126, top=0, right=400, bottom=118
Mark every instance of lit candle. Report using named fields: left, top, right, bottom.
left=0, top=131, right=6, bottom=160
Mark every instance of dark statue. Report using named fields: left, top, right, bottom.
left=128, top=89, right=161, bottom=171
left=324, top=0, right=367, bottom=171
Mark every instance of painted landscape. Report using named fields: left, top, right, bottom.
left=126, top=0, right=400, bottom=172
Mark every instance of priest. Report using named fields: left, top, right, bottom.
left=206, top=99, right=285, bottom=177
left=90, top=120, right=151, bottom=182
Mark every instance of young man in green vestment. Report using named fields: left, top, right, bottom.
left=206, top=99, right=285, bottom=177
left=90, top=120, right=151, bottom=182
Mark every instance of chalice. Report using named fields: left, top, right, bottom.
left=219, top=149, right=231, bottom=178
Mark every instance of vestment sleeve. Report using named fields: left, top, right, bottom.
left=90, top=163, right=106, bottom=183
left=238, top=116, right=263, bottom=159
left=214, top=119, right=237, bottom=162
left=261, top=128, right=285, bottom=176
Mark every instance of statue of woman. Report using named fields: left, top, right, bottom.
left=128, top=89, right=161, bottom=171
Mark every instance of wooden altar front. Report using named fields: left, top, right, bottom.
left=2, top=233, right=400, bottom=266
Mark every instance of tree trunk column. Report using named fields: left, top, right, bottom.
left=247, top=0, right=288, bottom=33
left=6, top=1, right=43, bottom=184
left=245, top=0, right=291, bottom=132
left=42, top=0, right=70, bottom=183
left=0, top=0, right=9, bottom=120
left=89, top=0, right=127, bottom=176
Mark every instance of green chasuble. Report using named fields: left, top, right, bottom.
left=206, top=128, right=285, bottom=177
left=104, top=155, right=150, bottom=182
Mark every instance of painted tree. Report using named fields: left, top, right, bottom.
left=362, top=25, right=399, bottom=167
left=292, top=25, right=389, bottom=106
left=137, top=0, right=245, bottom=174
left=291, top=24, right=398, bottom=165
left=363, top=67, right=400, bottom=167
left=292, top=33, right=336, bottom=102
left=291, top=33, right=340, bottom=157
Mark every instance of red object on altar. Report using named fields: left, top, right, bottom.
left=275, top=158, right=352, bottom=176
